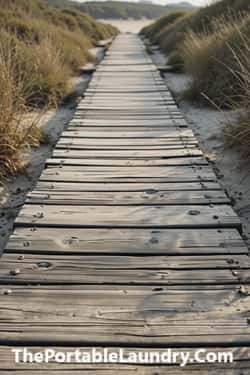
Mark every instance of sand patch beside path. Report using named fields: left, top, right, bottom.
left=151, top=47, right=250, bottom=242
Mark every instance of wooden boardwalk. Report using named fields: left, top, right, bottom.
left=1, top=34, right=250, bottom=373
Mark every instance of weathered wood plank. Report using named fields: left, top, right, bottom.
left=6, top=228, right=246, bottom=255
left=35, top=181, right=223, bottom=192
left=75, top=113, right=182, bottom=117
left=15, top=204, right=241, bottom=230
left=66, top=126, right=187, bottom=132
left=0, top=253, right=248, bottom=285
left=85, top=89, right=171, bottom=93
left=46, top=157, right=208, bottom=167
left=52, top=148, right=202, bottom=159
left=85, top=93, right=172, bottom=98
left=26, top=190, right=230, bottom=206
left=84, top=98, right=173, bottom=103
left=0, top=369, right=249, bottom=374
left=56, top=145, right=198, bottom=151
left=61, top=129, right=194, bottom=138
left=57, top=138, right=198, bottom=147
left=89, top=79, right=165, bottom=83
left=0, top=285, right=249, bottom=345
left=40, top=166, right=216, bottom=183
left=83, top=98, right=174, bottom=103
left=69, top=121, right=187, bottom=127
left=78, top=106, right=176, bottom=111
left=1, top=359, right=250, bottom=374
left=0, top=345, right=249, bottom=371
left=73, top=112, right=183, bottom=117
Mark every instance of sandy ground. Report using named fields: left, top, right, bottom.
left=0, top=46, right=105, bottom=253
left=150, top=47, right=250, bottom=243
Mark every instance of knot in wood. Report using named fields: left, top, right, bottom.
left=188, top=210, right=200, bottom=216
left=9, top=268, right=20, bottom=276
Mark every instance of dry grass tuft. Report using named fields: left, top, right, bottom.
left=223, top=29, right=250, bottom=157
left=180, top=15, right=250, bottom=104
left=0, top=39, right=42, bottom=180
left=178, top=13, right=250, bottom=158
left=31, top=37, right=72, bottom=106
left=142, top=0, right=250, bottom=68
left=141, top=11, right=186, bottom=44
left=142, top=0, right=250, bottom=158
left=0, top=0, right=118, bottom=179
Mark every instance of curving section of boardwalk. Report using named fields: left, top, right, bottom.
left=1, top=34, right=250, bottom=373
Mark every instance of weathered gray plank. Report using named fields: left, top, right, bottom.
left=66, top=126, right=187, bottom=133
left=0, top=285, right=249, bottom=345
left=0, top=369, right=248, bottom=374
left=56, top=145, right=198, bottom=151
left=61, top=129, right=194, bottom=138
left=83, top=97, right=174, bottom=103
left=85, top=88, right=171, bottom=93
left=0, top=253, right=248, bottom=285
left=78, top=106, right=176, bottom=111
left=0, top=345, right=248, bottom=371
left=45, top=157, right=208, bottom=167
left=15, top=204, right=241, bottom=230
left=57, top=138, right=198, bottom=147
left=26, top=190, right=230, bottom=206
left=35, top=181, right=223, bottom=192
left=6, top=228, right=246, bottom=255
left=52, top=148, right=202, bottom=159
left=68, top=122, right=187, bottom=128
left=40, top=166, right=216, bottom=183
left=71, top=113, right=183, bottom=118
left=72, top=113, right=184, bottom=118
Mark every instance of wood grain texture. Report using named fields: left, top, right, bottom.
left=35, top=181, right=221, bottom=192
left=39, top=165, right=216, bottom=183
left=45, top=157, right=208, bottom=167
left=0, top=253, right=248, bottom=285
left=0, top=368, right=249, bottom=374
left=52, top=148, right=202, bottom=159
left=57, top=139, right=198, bottom=148
left=26, top=190, right=230, bottom=206
left=61, top=129, right=194, bottom=138
left=0, top=285, right=249, bottom=345
left=15, top=204, right=241, bottom=229
left=1, top=346, right=249, bottom=371
left=6, top=228, right=246, bottom=255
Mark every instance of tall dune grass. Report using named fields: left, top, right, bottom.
left=141, top=11, right=186, bottom=44
left=30, top=38, right=72, bottom=106
left=142, top=0, right=250, bottom=69
left=0, top=0, right=118, bottom=179
left=180, top=15, right=250, bottom=104
left=0, top=1, right=118, bottom=109
left=142, top=0, right=250, bottom=158
left=223, top=29, right=250, bottom=157
left=0, top=37, right=42, bottom=179
left=177, top=14, right=250, bottom=157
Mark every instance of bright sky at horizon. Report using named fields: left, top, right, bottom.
left=74, top=0, right=212, bottom=6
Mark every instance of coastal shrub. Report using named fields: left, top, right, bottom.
left=181, top=15, right=250, bottom=106
left=0, top=0, right=118, bottom=178
left=141, top=11, right=186, bottom=43
left=143, top=0, right=250, bottom=65
left=0, top=35, right=42, bottom=179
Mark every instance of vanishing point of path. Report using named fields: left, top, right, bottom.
left=0, top=34, right=250, bottom=373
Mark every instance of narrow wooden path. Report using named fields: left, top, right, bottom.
left=1, top=34, right=250, bottom=373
